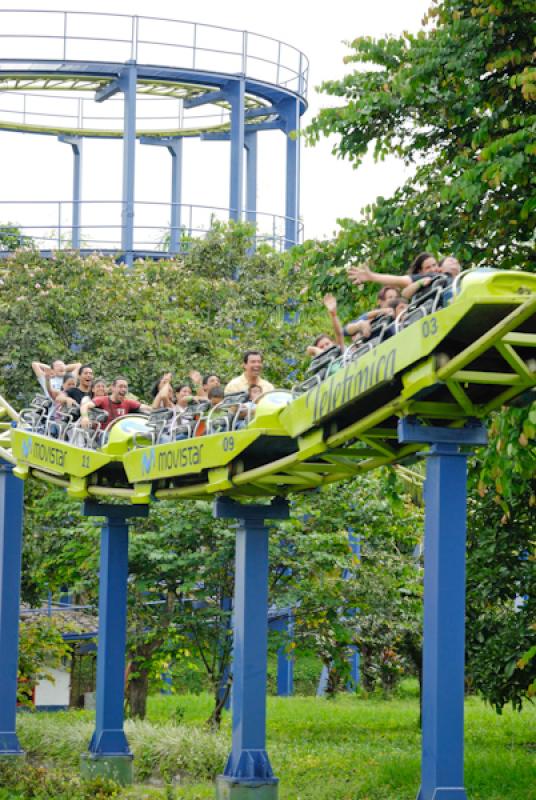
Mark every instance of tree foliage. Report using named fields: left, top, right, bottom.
left=274, top=473, right=423, bottom=697
left=296, top=0, right=536, bottom=712
left=300, top=0, right=535, bottom=299
left=17, top=614, right=72, bottom=706
left=0, top=225, right=333, bottom=720
left=0, top=222, right=323, bottom=405
left=465, top=405, right=536, bottom=711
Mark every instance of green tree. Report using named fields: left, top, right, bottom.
left=297, top=0, right=536, bottom=712
left=0, top=222, right=324, bottom=405
left=465, top=404, right=536, bottom=712
left=2, top=225, right=326, bottom=721
left=274, top=473, right=423, bottom=698
left=17, top=614, right=72, bottom=706
left=299, top=0, right=535, bottom=300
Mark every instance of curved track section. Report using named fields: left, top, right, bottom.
left=5, top=270, right=536, bottom=503
left=0, top=10, right=308, bottom=138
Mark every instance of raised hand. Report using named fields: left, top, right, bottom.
left=323, top=293, right=337, bottom=314
left=189, top=369, right=202, bottom=386
left=348, top=263, right=372, bottom=285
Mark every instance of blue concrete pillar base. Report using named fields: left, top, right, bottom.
left=80, top=753, right=133, bottom=785
left=225, top=748, right=275, bottom=780
left=216, top=775, right=278, bottom=800
left=0, top=742, right=25, bottom=758
left=417, top=789, right=468, bottom=800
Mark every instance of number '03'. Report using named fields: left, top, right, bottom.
left=422, top=317, right=438, bottom=337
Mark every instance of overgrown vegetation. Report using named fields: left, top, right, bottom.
left=1, top=692, right=534, bottom=799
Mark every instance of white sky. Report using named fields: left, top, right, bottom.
left=0, top=1, right=431, bottom=246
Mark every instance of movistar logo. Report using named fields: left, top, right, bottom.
left=142, top=448, right=156, bottom=476
left=22, top=436, right=32, bottom=457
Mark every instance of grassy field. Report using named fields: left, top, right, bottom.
left=2, top=688, right=534, bottom=799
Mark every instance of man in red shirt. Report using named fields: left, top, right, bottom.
left=80, top=376, right=150, bottom=430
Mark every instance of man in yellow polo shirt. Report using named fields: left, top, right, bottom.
left=224, top=350, right=274, bottom=395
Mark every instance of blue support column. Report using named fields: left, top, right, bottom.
left=245, top=131, right=257, bottom=228
left=279, top=97, right=300, bottom=250
left=80, top=502, right=148, bottom=786
left=58, top=135, right=83, bottom=249
left=268, top=608, right=294, bottom=697
left=276, top=612, right=294, bottom=697
left=169, top=139, right=183, bottom=253
left=0, top=461, right=24, bottom=757
left=346, top=531, right=360, bottom=690
left=217, top=594, right=232, bottom=712
left=228, top=79, right=245, bottom=223
left=95, top=64, right=137, bottom=264
left=317, top=531, right=360, bottom=696
left=140, top=137, right=183, bottom=254
left=121, top=62, right=137, bottom=266
left=214, top=497, right=289, bottom=800
left=398, top=419, right=487, bottom=800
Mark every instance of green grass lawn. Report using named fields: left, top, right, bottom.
left=4, top=689, right=534, bottom=800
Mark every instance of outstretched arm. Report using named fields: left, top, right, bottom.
left=79, top=400, right=96, bottom=428
left=402, top=277, right=432, bottom=300
left=323, top=294, right=345, bottom=350
left=348, top=264, right=411, bottom=289
left=345, top=318, right=372, bottom=339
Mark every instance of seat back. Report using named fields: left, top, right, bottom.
left=403, top=274, right=452, bottom=327
left=307, top=345, right=342, bottom=379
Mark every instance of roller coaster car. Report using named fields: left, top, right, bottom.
left=402, top=273, right=452, bottom=327
left=122, top=390, right=297, bottom=500
left=18, top=394, right=53, bottom=431
left=8, top=268, right=536, bottom=502
left=11, top=411, right=152, bottom=501
left=308, top=345, right=342, bottom=379
left=343, top=314, right=393, bottom=365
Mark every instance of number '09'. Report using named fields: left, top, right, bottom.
left=223, top=436, right=235, bottom=452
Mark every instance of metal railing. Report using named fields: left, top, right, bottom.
left=0, top=10, right=309, bottom=97
left=0, top=199, right=304, bottom=255
left=0, top=91, right=236, bottom=134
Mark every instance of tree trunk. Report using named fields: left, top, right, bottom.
left=360, top=644, right=376, bottom=693
left=207, top=678, right=232, bottom=730
left=326, top=662, right=343, bottom=697
left=69, top=647, right=80, bottom=708
left=126, top=665, right=149, bottom=719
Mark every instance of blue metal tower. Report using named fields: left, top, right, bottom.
left=0, top=10, right=308, bottom=261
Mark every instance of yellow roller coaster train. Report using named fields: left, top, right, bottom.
left=3, top=268, right=536, bottom=504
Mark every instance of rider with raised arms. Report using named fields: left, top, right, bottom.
left=80, top=376, right=151, bottom=430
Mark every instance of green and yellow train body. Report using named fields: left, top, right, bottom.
left=8, top=269, right=536, bottom=502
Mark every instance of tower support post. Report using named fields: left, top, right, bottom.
left=0, top=461, right=25, bottom=758
left=80, top=502, right=148, bottom=786
left=169, top=139, right=183, bottom=253
left=120, top=61, right=137, bottom=266
left=228, top=79, right=245, bottom=223
left=213, top=497, right=289, bottom=800
left=58, top=135, right=83, bottom=249
left=278, top=97, right=300, bottom=250
left=398, top=419, right=487, bottom=800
